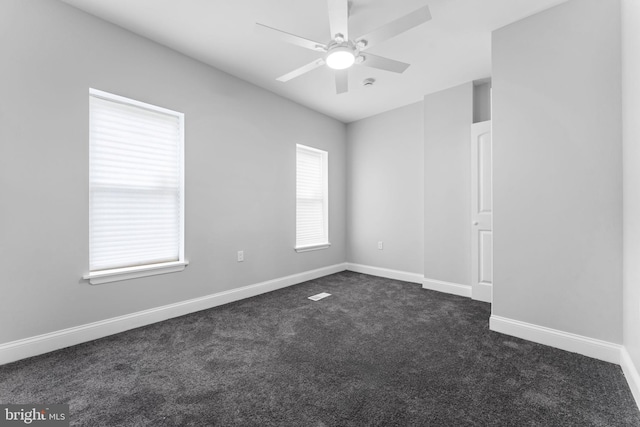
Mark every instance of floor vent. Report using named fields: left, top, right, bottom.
left=308, top=292, right=331, bottom=301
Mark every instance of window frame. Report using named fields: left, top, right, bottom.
left=83, top=88, right=187, bottom=284
left=295, top=144, right=330, bottom=253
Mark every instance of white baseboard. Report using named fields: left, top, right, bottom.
left=621, top=347, right=640, bottom=410
left=422, top=278, right=472, bottom=298
left=472, top=283, right=492, bottom=303
left=346, top=263, right=423, bottom=284
left=0, top=263, right=347, bottom=366
left=490, top=315, right=622, bottom=364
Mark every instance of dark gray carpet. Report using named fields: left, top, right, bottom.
left=1, top=271, right=639, bottom=426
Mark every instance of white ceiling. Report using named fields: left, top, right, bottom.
left=60, top=0, right=568, bottom=123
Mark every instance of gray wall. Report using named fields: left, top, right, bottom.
left=424, top=83, right=473, bottom=286
left=623, top=0, right=640, bottom=371
left=0, top=0, right=347, bottom=344
left=492, top=0, right=622, bottom=342
left=473, top=81, right=492, bottom=124
left=346, top=102, right=424, bottom=274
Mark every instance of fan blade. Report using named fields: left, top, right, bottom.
left=328, top=0, right=349, bottom=40
left=256, top=23, right=327, bottom=52
left=356, top=5, right=431, bottom=51
left=359, top=53, right=410, bottom=73
left=335, top=70, right=348, bottom=94
left=277, top=58, right=326, bottom=82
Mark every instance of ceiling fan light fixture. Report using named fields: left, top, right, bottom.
left=326, top=46, right=355, bottom=70
left=258, top=1, right=432, bottom=94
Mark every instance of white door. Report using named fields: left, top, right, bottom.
left=471, top=121, right=492, bottom=303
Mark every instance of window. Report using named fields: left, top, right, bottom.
left=84, top=89, right=186, bottom=284
left=296, top=144, right=330, bottom=252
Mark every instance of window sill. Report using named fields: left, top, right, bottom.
left=83, top=260, right=189, bottom=285
left=295, top=243, right=331, bottom=253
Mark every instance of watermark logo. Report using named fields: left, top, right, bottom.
left=0, top=405, right=69, bottom=426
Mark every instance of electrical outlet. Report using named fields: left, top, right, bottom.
left=377, top=241, right=383, bottom=250
left=237, top=250, right=244, bottom=262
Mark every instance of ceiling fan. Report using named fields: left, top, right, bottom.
left=256, top=0, right=432, bottom=94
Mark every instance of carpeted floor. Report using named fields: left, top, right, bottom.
left=1, top=271, right=639, bottom=426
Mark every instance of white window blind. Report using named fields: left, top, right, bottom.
left=89, top=89, right=184, bottom=273
left=296, top=144, right=329, bottom=251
